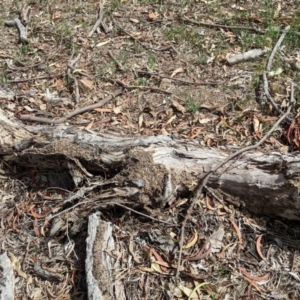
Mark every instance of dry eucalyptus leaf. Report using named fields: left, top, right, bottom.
left=171, top=67, right=184, bottom=78
left=96, top=40, right=111, bottom=47
left=24, top=105, right=34, bottom=112
left=130, top=18, right=139, bottom=23
left=171, top=100, right=186, bottom=113
left=148, top=12, right=158, bottom=20
left=79, top=78, right=94, bottom=90
left=7, top=252, right=27, bottom=279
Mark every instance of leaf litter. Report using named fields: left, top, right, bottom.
left=1, top=0, right=300, bottom=299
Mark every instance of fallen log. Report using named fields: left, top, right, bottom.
left=1, top=109, right=300, bottom=221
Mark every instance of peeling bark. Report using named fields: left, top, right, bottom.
left=1, top=110, right=300, bottom=220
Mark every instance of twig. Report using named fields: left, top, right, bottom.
left=262, top=25, right=292, bottom=122
left=34, top=261, right=63, bottom=281
left=20, top=89, right=124, bottom=123
left=108, top=50, right=125, bottom=71
left=67, top=65, right=93, bottom=78
left=113, top=19, right=177, bottom=54
left=227, top=49, right=269, bottom=65
left=262, top=71, right=282, bottom=114
left=182, top=17, right=300, bottom=37
left=97, top=202, right=177, bottom=225
left=5, top=35, right=64, bottom=73
left=113, top=21, right=150, bottom=51
left=103, top=78, right=173, bottom=94
left=291, top=81, right=295, bottom=104
left=66, top=219, right=79, bottom=260
left=137, top=70, right=218, bottom=86
left=19, top=5, right=31, bottom=25
left=67, top=42, right=81, bottom=104
left=7, top=72, right=64, bottom=83
left=182, top=17, right=265, bottom=34
left=48, top=200, right=176, bottom=226
left=102, top=77, right=185, bottom=101
left=175, top=103, right=292, bottom=279
left=87, top=5, right=104, bottom=38
left=153, top=45, right=179, bottom=54
left=69, top=73, right=79, bottom=104
left=5, top=18, right=28, bottom=43
left=266, top=25, right=290, bottom=72
left=67, top=5, right=104, bottom=103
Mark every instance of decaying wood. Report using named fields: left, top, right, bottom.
left=1, top=110, right=300, bottom=221
left=0, top=252, right=14, bottom=300
left=4, top=18, right=28, bottom=43
left=33, top=262, right=63, bottom=282
left=176, top=104, right=292, bottom=278
left=86, top=213, right=126, bottom=300
left=227, top=49, right=268, bottom=65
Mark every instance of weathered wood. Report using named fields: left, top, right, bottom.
left=86, top=213, right=120, bottom=300
left=1, top=111, right=300, bottom=220
left=0, top=252, right=14, bottom=300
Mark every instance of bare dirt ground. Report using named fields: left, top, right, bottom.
left=1, top=0, right=300, bottom=299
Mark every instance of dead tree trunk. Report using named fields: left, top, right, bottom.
left=1, top=109, right=300, bottom=221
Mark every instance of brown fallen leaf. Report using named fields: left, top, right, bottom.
left=256, top=235, right=267, bottom=262
left=79, top=78, right=94, bottom=90
left=150, top=248, right=167, bottom=272
left=29, top=205, right=45, bottom=219
left=148, top=12, right=158, bottom=20
left=286, top=115, right=300, bottom=150
left=253, top=115, right=262, bottom=138
left=182, top=271, right=210, bottom=280
left=206, top=197, right=217, bottom=210
left=171, top=100, right=186, bottom=113
left=153, top=260, right=184, bottom=271
left=186, top=239, right=211, bottom=261
left=85, top=120, right=94, bottom=129
left=238, top=266, right=270, bottom=282
left=138, top=266, right=154, bottom=273
left=229, top=218, right=243, bottom=251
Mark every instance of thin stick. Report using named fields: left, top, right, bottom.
left=182, top=17, right=300, bottom=37
left=108, top=50, right=125, bottom=71
left=67, top=5, right=105, bottom=103
left=66, top=219, right=79, bottom=260
left=87, top=5, right=104, bottom=38
left=266, top=25, right=290, bottom=72
left=4, top=18, right=28, bottom=43
left=102, top=77, right=185, bottom=102
left=48, top=200, right=176, bottom=226
left=113, top=19, right=177, bottom=54
left=104, top=78, right=173, bottom=94
left=263, top=71, right=283, bottom=114
left=20, top=89, right=124, bottom=123
left=175, top=104, right=292, bottom=278
left=7, top=72, right=64, bottom=83
left=182, top=17, right=265, bottom=34
left=67, top=41, right=81, bottom=104
left=98, top=202, right=177, bottom=225
left=262, top=25, right=292, bottom=122
left=137, top=71, right=218, bottom=86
